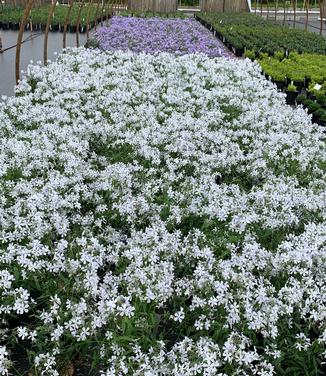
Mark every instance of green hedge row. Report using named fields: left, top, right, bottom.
left=257, top=52, right=326, bottom=85
left=119, top=10, right=188, bottom=18
left=0, top=4, right=103, bottom=27
left=297, top=93, right=326, bottom=126
left=196, top=12, right=326, bottom=55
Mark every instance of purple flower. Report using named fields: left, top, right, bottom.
left=95, top=17, right=233, bottom=58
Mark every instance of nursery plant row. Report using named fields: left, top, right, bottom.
left=256, top=52, right=326, bottom=88
left=249, top=52, right=326, bottom=126
left=1, top=46, right=326, bottom=376
left=194, top=12, right=326, bottom=126
left=296, top=93, right=326, bottom=126
left=195, top=12, right=326, bottom=56
left=0, top=4, right=104, bottom=31
left=95, top=16, right=233, bottom=57
left=119, top=10, right=188, bottom=18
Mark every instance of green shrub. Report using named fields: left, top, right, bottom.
left=0, top=4, right=100, bottom=26
left=258, top=53, right=326, bottom=86
left=244, top=49, right=256, bottom=60
left=296, top=94, right=307, bottom=104
left=307, top=101, right=320, bottom=112
left=313, top=108, right=325, bottom=117
left=197, top=12, right=326, bottom=55
left=287, top=84, right=298, bottom=92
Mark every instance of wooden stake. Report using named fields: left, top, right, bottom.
left=16, top=0, right=34, bottom=85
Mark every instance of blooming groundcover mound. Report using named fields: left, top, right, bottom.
left=0, top=48, right=326, bottom=375
left=95, top=16, right=233, bottom=57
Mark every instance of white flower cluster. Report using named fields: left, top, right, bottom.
left=0, top=346, right=10, bottom=376
left=0, top=47, right=325, bottom=374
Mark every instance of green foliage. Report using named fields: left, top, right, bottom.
left=258, top=53, right=326, bottom=84
left=0, top=3, right=101, bottom=27
left=296, top=94, right=306, bottom=104
left=197, top=12, right=326, bottom=55
left=244, top=49, right=256, bottom=60
left=286, top=84, right=297, bottom=92
left=119, top=10, right=188, bottom=18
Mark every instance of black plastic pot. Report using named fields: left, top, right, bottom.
left=286, top=91, right=299, bottom=105
left=79, top=25, right=86, bottom=33
left=11, top=22, right=19, bottom=30
left=312, top=114, right=319, bottom=124
left=234, top=47, right=243, bottom=57
left=293, top=80, right=304, bottom=92
left=304, top=77, right=311, bottom=89
left=51, top=24, right=59, bottom=31
left=69, top=25, right=77, bottom=33
left=274, top=80, right=286, bottom=91
left=2, top=22, right=10, bottom=30
left=317, top=118, right=326, bottom=127
left=307, top=105, right=320, bottom=115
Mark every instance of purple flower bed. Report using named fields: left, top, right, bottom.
left=95, top=16, right=233, bottom=58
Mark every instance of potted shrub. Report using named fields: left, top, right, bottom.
left=312, top=108, right=325, bottom=124
left=285, top=84, right=299, bottom=105
left=319, top=113, right=326, bottom=127
left=244, top=49, right=255, bottom=61
left=304, top=76, right=311, bottom=89
left=304, top=99, right=320, bottom=114
left=315, top=93, right=326, bottom=108
left=272, top=71, right=287, bottom=91
left=274, top=50, right=285, bottom=61
left=296, top=94, right=307, bottom=105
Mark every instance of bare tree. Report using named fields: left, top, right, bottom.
left=305, top=0, right=309, bottom=30
left=292, top=0, right=296, bottom=28
left=319, top=0, right=324, bottom=35
left=283, top=0, right=286, bottom=25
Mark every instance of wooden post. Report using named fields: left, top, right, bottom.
left=86, top=0, right=95, bottom=40
left=16, top=0, right=34, bottom=85
left=106, top=0, right=110, bottom=25
left=319, top=0, right=324, bottom=35
left=292, top=0, right=296, bottom=28
left=283, top=0, right=286, bottom=25
left=200, top=0, right=249, bottom=11
left=76, top=0, right=84, bottom=47
left=94, top=0, right=101, bottom=30
left=128, top=0, right=177, bottom=12
left=305, top=0, right=309, bottom=31
left=63, top=0, right=74, bottom=49
left=44, top=0, right=58, bottom=66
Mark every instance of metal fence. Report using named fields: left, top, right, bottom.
left=253, top=0, right=325, bottom=35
